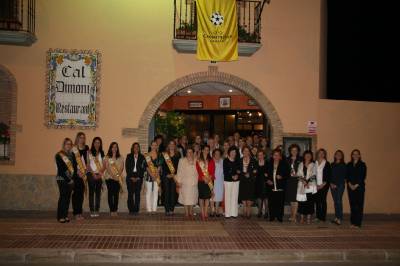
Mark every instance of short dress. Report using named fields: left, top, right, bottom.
left=196, top=159, right=215, bottom=200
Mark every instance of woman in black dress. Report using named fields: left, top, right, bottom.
left=238, top=146, right=257, bottom=218
left=255, top=149, right=269, bottom=219
left=346, top=149, right=367, bottom=228
left=161, top=140, right=181, bottom=216
left=266, top=149, right=289, bottom=222
left=286, top=144, right=302, bottom=223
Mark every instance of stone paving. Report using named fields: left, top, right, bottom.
left=0, top=211, right=399, bottom=264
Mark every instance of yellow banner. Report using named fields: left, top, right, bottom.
left=196, top=0, right=238, bottom=61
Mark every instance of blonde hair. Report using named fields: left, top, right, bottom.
left=74, top=132, right=86, bottom=146
left=62, top=137, right=73, bottom=150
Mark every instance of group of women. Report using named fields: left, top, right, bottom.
left=55, top=132, right=367, bottom=228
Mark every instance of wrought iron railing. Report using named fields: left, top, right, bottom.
left=174, top=0, right=266, bottom=43
left=0, top=0, right=36, bottom=35
left=0, top=121, right=10, bottom=161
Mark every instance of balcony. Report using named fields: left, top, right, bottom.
left=172, top=0, right=269, bottom=56
left=0, top=0, right=37, bottom=46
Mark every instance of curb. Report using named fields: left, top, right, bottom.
left=0, top=249, right=399, bottom=264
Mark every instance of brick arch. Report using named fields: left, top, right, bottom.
left=124, top=66, right=283, bottom=150
left=0, top=65, right=17, bottom=165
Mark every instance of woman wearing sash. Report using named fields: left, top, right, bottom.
left=296, top=150, right=317, bottom=224
left=266, top=149, right=289, bottom=222
left=125, top=142, right=146, bottom=215
left=72, top=132, right=89, bottom=220
left=315, top=148, right=332, bottom=222
left=346, top=149, right=367, bottom=228
left=255, top=149, right=269, bottom=219
left=104, top=142, right=124, bottom=216
left=161, top=140, right=180, bottom=216
left=196, top=145, right=215, bottom=220
left=238, top=146, right=257, bottom=219
left=55, top=138, right=77, bottom=223
left=210, top=148, right=224, bottom=217
left=223, top=146, right=240, bottom=218
left=286, top=144, right=302, bottom=223
left=145, top=141, right=162, bottom=214
left=88, top=137, right=105, bottom=217
left=176, top=147, right=198, bottom=218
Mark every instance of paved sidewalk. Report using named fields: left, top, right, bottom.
left=0, top=212, right=399, bottom=264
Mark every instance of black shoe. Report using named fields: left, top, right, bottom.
left=269, top=218, right=275, bottom=222
left=277, top=218, right=283, bottom=223
left=264, top=214, right=269, bottom=220
left=257, top=213, right=262, bottom=218
left=210, top=213, right=216, bottom=217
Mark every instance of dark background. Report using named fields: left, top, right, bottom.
left=326, top=0, right=399, bottom=102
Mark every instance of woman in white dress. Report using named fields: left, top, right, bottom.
left=210, top=148, right=224, bottom=217
left=176, top=147, right=199, bottom=218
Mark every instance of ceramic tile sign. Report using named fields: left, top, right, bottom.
left=46, top=49, right=101, bottom=128
left=307, top=120, right=317, bottom=135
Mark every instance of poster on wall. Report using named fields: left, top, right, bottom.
left=307, top=121, right=317, bottom=135
left=45, top=49, right=101, bottom=128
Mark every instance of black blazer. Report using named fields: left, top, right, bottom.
left=318, top=161, right=332, bottom=185
left=266, top=160, right=289, bottom=190
left=55, top=152, right=78, bottom=183
left=223, top=158, right=240, bottom=182
left=238, top=157, right=257, bottom=182
left=346, top=161, right=367, bottom=189
left=125, top=153, right=147, bottom=179
left=286, top=156, right=302, bottom=176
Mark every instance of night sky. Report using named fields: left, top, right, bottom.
left=326, top=0, right=399, bottom=102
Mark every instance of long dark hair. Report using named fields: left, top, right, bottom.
left=350, top=149, right=362, bottom=163
left=130, top=142, right=141, bottom=154
left=333, top=150, right=345, bottom=164
left=107, top=142, right=121, bottom=158
left=199, top=145, right=211, bottom=162
left=288, top=143, right=301, bottom=158
left=302, top=150, right=314, bottom=164
left=90, top=137, right=104, bottom=157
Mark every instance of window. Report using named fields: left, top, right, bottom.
left=0, top=66, right=17, bottom=163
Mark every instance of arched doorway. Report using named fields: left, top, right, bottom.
left=0, top=65, right=17, bottom=164
left=123, top=66, right=283, bottom=150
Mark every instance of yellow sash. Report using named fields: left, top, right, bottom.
left=162, top=152, right=179, bottom=183
left=58, top=151, right=74, bottom=176
left=145, top=153, right=161, bottom=186
left=72, top=146, right=87, bottom=195
left=72, top=146, right=87, bottom=182
left=199, top=160, right=214, bottom=191
left=108, top=157, right=124, bottom=193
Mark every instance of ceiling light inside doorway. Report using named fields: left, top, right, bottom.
left=228, top=89, right=233, bottom=93
left=187, top=89, right=192, bottom=94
